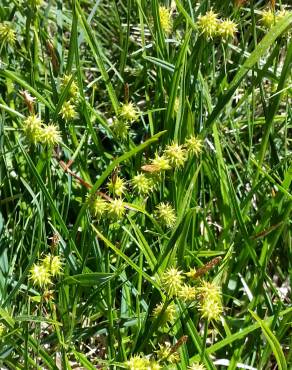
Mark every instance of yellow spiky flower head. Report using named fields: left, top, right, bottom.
left=108, top=198, right=125, bottom=219
left=261, top=9, right=275, bottom=28
left=198, top=281, right=223, bottom=321
left=125, top=354, right=151, bottom=369
left=41, top=124, right=61, bottom=146
left=185, top=267, right=197, bottom=279
left=150, top=361, right=161, bottom=370
left=151, top=154, right=171, bottom=171
left=0, top=23, right=16, bottom=46
left=198, top=281, right=221, bottom=301
left=131, top=173, right=154, bottom=196
left=156, top=342, right=180, bottom=364
left=197, top=10, right=219, bottom=38
left=155, top=202, right=176, bottom=228
left=112, top=119, right=130, bottom=140
left=189, top=362, right=206, bottom=370
left=178, top=284, right=197, bottom=302
left=218, top=19, right=238, bottom=40
left=120, top=102, right=138, bottom=122
left=42, top=255, right=63, bottom=276
left=61, top=74, right=79, bottom=99
left=161, top=267, right=184, bottom=297
left=89, top=196, right=108, bottom=220
left=276, top=10, right=288, bottom=23
left=159, top=6, right=173, bottom=34
left=185, top=135, right=203, bottom=156
left=22, top=114, right=43, bottom=144
left=199, top=298, right=222, bottom=321
left=152, top=302, right=176, bottom=326
left=107, top=176, right=126, bottom=197
left=60, top=101, right=76, bottom=121
left=29, top=263, right=52, bottom=287
left=164, top=142, right=187, bottom=168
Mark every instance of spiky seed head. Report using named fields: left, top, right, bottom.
left=150, top=361, right=161, bottom=370
left=156, top=342, right=180, bottom=363
left=108, top=198, right=125, bottom=219
left=0, top=23, right=16, bottom=45
left=152, top=302, right=176, bottom=326
left=218, top=19, right=238, bottom=40
left=159, top=6, right=173, bottom=34
left=60, top=101, right=76, bottom=121
left=29, top=263, right=52, bottom=287
left=164, top=142, right=187, bottom=168
left=161, top=267, right=184, bottom=296
left=198, top=281, right=223, bottom=321
left=61, top=74, right=79, bottom=99
left=178, top=284, right=197, bottom=302
left=197, top=10, right=219, bottom=38
left=155, top=202, right=176, bottom=228
left=198, top=281, right=221, bottom=301
left=185, top=267, right=197, bottom=279
left=89, top=196, right=108, bottom=220
left=125, top=354, right=151, bottom=369
left=120, top=102, right=138, bottom=122
left=185, top=135, right=203, bottom=156
left=42, top=255, right=63, bottom=276
left=107, top=176, right=126, bottom=197
left=261, top=10, right=275, bottom=28
left=22, top=114, right=43, bottom=144
left=276, top=10, right=289, bottom=23
left=151, top=154, right=171, bottom=171
left=189, top=363, right=206, bottom=370
left=112, top=119, right=130, bottom=140
left=41, top=124, right=61, bottom=146
left=131, top=173, right=154, bottom=195
left=199, top=298, right=223, bottom=321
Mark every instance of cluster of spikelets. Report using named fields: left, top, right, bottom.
left=197, top=10, right=238, bottom=40
left=160, top=267, right=223, bottom=321
left=29, top=254, right=62, bottom=288
left=260, top=9, right=289, bottom=29
left=22, top=74, right=80, bottom=144
left=111, top=102, right=139, bottom=140
left=125, top=355, right=161, bottom=370
left=88, top=136, right=202, bottom=225
left=138, top=135, right=202, bottom=183
left=0, top=22, right=16, bottom=46
left=59, top=74, right=79, bottom=121
left=89, top=194, right=126, bottom=221
left=22, top=114, right=61, bottom=146
left=158, top=6, right=173, bottom=34
left=139, top=272, right=221, bottom=367
left=89, top=191, right=176, bottom=227
left=125, top=348, right=206, bottom=369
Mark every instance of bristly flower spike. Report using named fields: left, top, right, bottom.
left=161, top=267, right=184, bottom=296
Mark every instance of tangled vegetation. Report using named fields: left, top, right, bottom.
left=0, top=0, right=291, bottom=369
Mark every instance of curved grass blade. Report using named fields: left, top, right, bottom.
left=249, top=310, right=287, bottom=370
left=204, top=14, right=292, bottom=132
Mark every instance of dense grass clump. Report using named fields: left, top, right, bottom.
left=0, top=0, right=292, bottom=369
